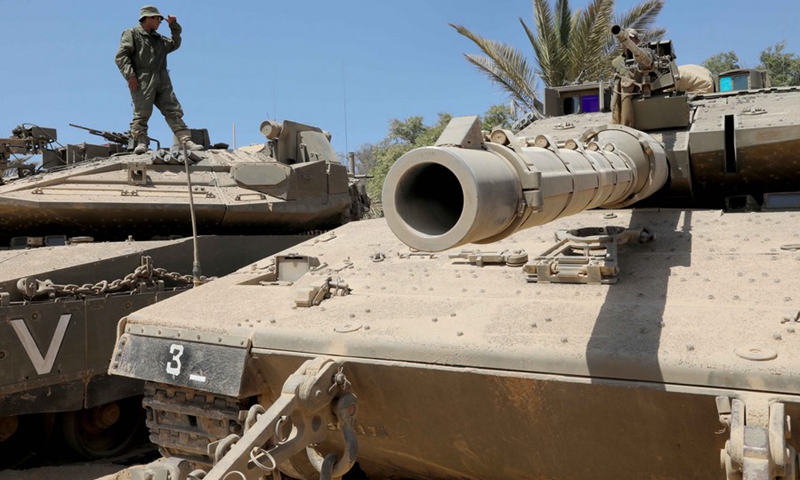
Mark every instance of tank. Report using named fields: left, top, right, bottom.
left=0, top=119, right=369, bottom=245
left=0, top=119, right=368, bottom=468
left=108, top=33, right=800, bottom=480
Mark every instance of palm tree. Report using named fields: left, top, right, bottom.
left=451, top=0, right=666, bottom=114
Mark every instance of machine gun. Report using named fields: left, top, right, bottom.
left=69, top=123, right=132, bottom=149
left=611, top=25, right=680, bottom=97
left=0, top=125, right=56, bottom=177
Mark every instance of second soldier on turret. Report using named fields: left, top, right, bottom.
left=115, top=5, right=203, bottom=154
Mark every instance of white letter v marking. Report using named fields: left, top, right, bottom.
left=10, top=314, right=72, bottom=375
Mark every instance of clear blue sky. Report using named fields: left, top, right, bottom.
left=1, top=0, right=797, bottom=156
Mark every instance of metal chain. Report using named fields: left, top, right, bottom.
left=17, top=255, right=208, bottom=300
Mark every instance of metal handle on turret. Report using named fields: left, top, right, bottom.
left=382, top=116, right=669, bottom=252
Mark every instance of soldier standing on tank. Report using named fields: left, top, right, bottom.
left=610, top=28, right=640, bottom=127
left=115, top=5, right=203, bottom=154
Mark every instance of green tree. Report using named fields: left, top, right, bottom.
left=758, top=41, right=800, bottom=87
left=481, top=104, right=515, bottom=130
left=702, top=51, right=740, bottom=75
left=352, top=143, right=378, bottom=175
left=451, top=0, right=665, bottom=114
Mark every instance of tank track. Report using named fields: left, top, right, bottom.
left=142, top=382, right=252, bottom=466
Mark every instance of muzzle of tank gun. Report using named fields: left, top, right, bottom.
left=383, top=116, right=669, bottom=252
left=611, top=24, right=653, bottom=70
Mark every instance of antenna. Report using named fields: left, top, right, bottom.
left=273, top=80, right=277, bottom=120
left=180, top=140, right=202, bottom=286
left=343, top=61, right=349, bottom=157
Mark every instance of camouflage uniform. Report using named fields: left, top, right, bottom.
left=611, top=54, right=637, bottom=127
left=115, top=13, right=191, bottom=148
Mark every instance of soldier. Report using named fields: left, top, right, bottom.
left=610, top=28, right=640, bottom=127
left=115, top=5, right=203, bottom=154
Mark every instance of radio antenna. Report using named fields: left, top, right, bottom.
left=343, top=61, right=349, bottom=156
left=273, top=80, right=278, bottom=120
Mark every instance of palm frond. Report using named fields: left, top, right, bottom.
left=569, top=0, right=614, bottom=82
left=555, top=0, right=572, bottom=48
left=639, top=27, right=666, bottom=44
left=451, top=23, right=539, bottom=111
left=529, top=0, right=567, bottom=86
left=613, top=0, right=664, bottom=34
left=463, top=53, right=539, bottom=112
left=452, top=0, right=668, bottom=95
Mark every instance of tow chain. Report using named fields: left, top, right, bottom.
left=17, top=255, right=208, bottom=300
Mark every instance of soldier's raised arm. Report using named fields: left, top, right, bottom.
left=165, top=15, right=182, bottom=53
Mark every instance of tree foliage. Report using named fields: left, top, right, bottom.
left=701, top=42, right=800, bottom=87
left=451, top=0, right=665, bottom=114
left=702, top=51, right=740, bottom=75
left=759, top=41, right=800, bottom=87
left=482, top=104, right=515, bottom=130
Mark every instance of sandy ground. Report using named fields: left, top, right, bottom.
left=0, top=445, right=154, bottom=480
left=0, top=463, right=129, bottom=480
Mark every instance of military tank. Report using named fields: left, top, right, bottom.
left=0, top=119, right=368, bottom=468
left=0, top=119, right=369, bottom=245
left=109, top=31, right=800, bottom=480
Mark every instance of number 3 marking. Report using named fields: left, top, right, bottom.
left=166, top=344, right=184, bottom=376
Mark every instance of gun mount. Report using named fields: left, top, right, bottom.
left=611, top=24, right=681, bottom=96
left=609, top=25, right=714, bottom=130
left=0, top=125, right=57, bottom=177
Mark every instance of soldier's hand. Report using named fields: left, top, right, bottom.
left=127, top=77, right=139, bottom=92
left=166, top=15, right=177, bottom=25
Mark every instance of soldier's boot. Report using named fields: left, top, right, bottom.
left=176, top=130, right=205, bottom=151
left=133, top=136, right=149, bottom=155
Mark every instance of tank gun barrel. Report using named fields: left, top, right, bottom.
left=611, top=25, right=653, bottom=70
left=383, top=116, right=668, bottom=252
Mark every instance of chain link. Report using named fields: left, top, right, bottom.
left=17, top=256, right=207, bottom=300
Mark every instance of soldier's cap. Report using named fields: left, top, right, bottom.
left=139, top=5, right=164, bottom=22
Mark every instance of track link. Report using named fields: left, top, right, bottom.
left=142, top=382, right=252, bottom=466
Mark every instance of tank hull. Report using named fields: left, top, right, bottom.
left=252, top=353, right=741, bottom=479
left=0, top=234, right=312, bottom=467
left=112, top=212, right=800, bottom=478
left=0, top=152, right=358, bottom=243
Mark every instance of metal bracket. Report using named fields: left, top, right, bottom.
left=128, top=161, right=148, bottom=186
left=130, top=357, right=357, bottom=480
left=718, top=397, right=797, bottom=480
left=295, top=277, right=351, bottom=307
left=524, top=227, right=654, bottom=284
left=397, top=251, right=439, bottom=260
left=449, top=249, right=528, bottom=267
